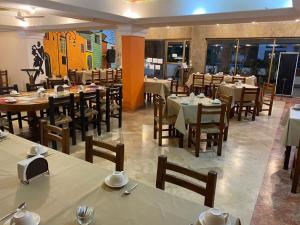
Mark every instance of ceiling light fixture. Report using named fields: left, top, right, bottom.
left=216, top=24, right=220, bottom=26
left=251, top=21, right=256, bottom=24
left=20, top=20, right=28, bottom=28
left=193, top=8, right=206, bottom=15
left=166, top=26, right=170, bottom=29
left=29, top=7, right=36, bottom=14
left=296, top=19, right=300, bottom=22
left=124, top=10, right=140, bottom=18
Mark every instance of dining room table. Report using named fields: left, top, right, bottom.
left=280, top=105, right=300, bottom=170
left=144, top=78, right=171, bottom=99
left=0, top=85, right=106, bottom=140
left=0, top=133, right=241, bottom=225
left=217, top=83, right=258, bottom=106
left=167, top=96, right=225, bottom=135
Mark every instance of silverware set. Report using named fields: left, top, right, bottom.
left=0, top=202, right=26, bottom=222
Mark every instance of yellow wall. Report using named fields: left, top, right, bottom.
left=44, top=32, right=87, bottom=77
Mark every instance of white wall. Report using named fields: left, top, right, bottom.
left=0, top=32, right=46, bottom=91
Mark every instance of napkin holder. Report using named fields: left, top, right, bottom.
left=54, top=85, right=64, bottom=93
left=17, top=155, right=49, bottom=184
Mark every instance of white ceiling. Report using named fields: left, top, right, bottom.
left=0, top=0, right=299, bottom=32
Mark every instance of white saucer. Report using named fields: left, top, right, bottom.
left=197, top=95, right=205, bottom=98
left=169, top=95, right=177, bottom=99
left=104, top=174, right=129, bottom=188
left=5, top=99, right=17, bottom=103
left=198, top=212, right=231, bottom=225
left=27, top=148, right=48, bottom=157
left=4, top=211, right=40, bottom=225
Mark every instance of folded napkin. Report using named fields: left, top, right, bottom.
left=211, top=99, right=221, bottom=104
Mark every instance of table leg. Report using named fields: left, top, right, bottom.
left=284, top=146, right=291, bottom=170
left=18, top=111, right=40, bottom=142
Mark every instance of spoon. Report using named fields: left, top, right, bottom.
left=124, top=183, right=138, bottom=195
left=0, top=202, right=26, bottom=222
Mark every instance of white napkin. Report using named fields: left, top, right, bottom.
left=211, top=99, right=221, bottom=104
left=190, top=92, right=195, bottom=98
left=63, top=84, right=69, bottom=88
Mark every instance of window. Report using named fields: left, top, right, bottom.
left=95, top=35, right=100, bottom=44
left=86, top=37, right=93, bottom=52
left=80, top=44, right=85, bottom=53
left=87, top=55, right=92, bottom=70
left=60, top=37, right=66, bottom=55
left=167, top=41, right=184, bottom=63
left=206, top=39, right=237, bottom=74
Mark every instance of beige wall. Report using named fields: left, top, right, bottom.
left=146, top=21, right=300, bottom=73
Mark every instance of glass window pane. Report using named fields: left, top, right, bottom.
left=167, top=42, right=184, bottom=63
left=185, top=41, right=190, bottom=65
left=237, top=39, right=274, bottom=82
left=206, top=39, right=237, bottom=74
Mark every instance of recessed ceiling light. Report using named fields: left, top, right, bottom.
left=245, top=44, right=251, bottom=47
left=166, top=26, right=170, bottom=29
left=123, top=10, right=140, bottom=18
left=216, top=24, right=220, bottom=26
left=193, top=8, right=206, bottom=15
left=252, top=21, right=256, bottom=24
left=20, top=20, right=28, bottom=28
left=296, top=19, right=300, bottom=22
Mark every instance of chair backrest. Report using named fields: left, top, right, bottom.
left=26, top=82, right=47, bottom=92
left=0, top=70, right=8, bottom=87
left=156, top=155, right=217, bottom=207
left=106, top=86, right=122, bottom=111
left=48, top=93, right=75, bottom=125
left=219, top=94, right=233, bottom=124
left=0, top=84, right=18, bottom=95
left=76, top=72, right=83, bottom=85
left=106, top=69, right=114, bottom=83
left=212, top=75, right=224, bottom=85
left=40, top=120, right=70, bottom=154
left=241, top=87, right=260, bottom=103
left=92, top=70, right=101, bottom=83
left=85, top=135, right=124, bottom=171
left=47, top=78, right=65, bottom=88
left=153, top=95, right=165, bottom=124
left=262, top=82, right=275, bottom=98
left=233, top=76, right=246, bottom=83
left=193, top=74, right=205, bottom=88
left=196, top=104, right=226, bottom=133
left=115, top=69, right=122, bottom=82
left=79, top=90, right=101, bottom=117
left=68, top=70, right=77, bottom=85
left=170, top=79, right=179, bottom=95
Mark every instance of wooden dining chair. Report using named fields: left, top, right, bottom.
left=85, top=135, right=124, bottom=171
left=48, top=93, right=76, bottom=146
left=103, top=86, right=122, bottom=132
left=291, top=139, right=300, bottom=193
left=156, top=155, right=217, bottom=207
left=0, top=117, right=11, bottom=133
left=260, top=83, right=275, bottom=116
left=170, top=79, right=189, bottom=96
left=75, top=89, right=101, bottom=141
left=40, top=120, right=70, bottom=154
left=219, top=94, right=233, bottom=141
left=153, top=95, right=182, bottom=147
left=26, top=82, right=47, bottom=92
left=192, top=73, right=205, bottom=94
left=68, top=70, right=77, bottom=85
left=106, top=69, right=114, bottom=85
left=233, top=76, right=246, bottom=83
left=188, top=104, right=226, bottom=157
left=47, top=78, right=65, bottom=89
left=115, top=68, right=122, bottom=83
left=236, top=87, right=260, bottom=121
left=76, top=71, right=83, bottom=85
left=92, top=70, right=101, bottom=84
left=0, top=84, right=25, bottom=132
left=0, top=70, right=8, bottom=88
left=210, top=76, right=224, bottom=98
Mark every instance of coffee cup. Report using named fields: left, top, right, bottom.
left=204, top=208, right=229, bottom=225
left=10, top=211, right=35, bottom=225
left=109, top=171, right=125, bottom=185
left=30, top=144, right=44, bottom=155
left=199, top=93, right=205, bottom=98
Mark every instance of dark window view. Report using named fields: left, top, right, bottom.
left=237, top=39, right=274, bottom=78
left=185, top=41, right=191, bottom=65
left=145, top=40, right=165, bottom=78
left=206, top=39, right=237, bottom=74
left=167, top=42, right=184, bottom=63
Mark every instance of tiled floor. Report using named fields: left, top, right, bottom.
left=12, top=98, right=294, bottom=225
left=68, top=100, right=285, bottom=225
left=250, top=97, right=300, bottom=225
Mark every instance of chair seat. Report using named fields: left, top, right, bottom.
left=48, top=115, right=72, bottom=125
left=75, top=108, right=98, bottom=118
left=154, top=115, right=177, bottom=125
left=190, top=123, right=220, bottom=134
left=101, top=103, right=120, bottom=112
left=236, top=101, right=256, bottom=107
left=0, top=117, right=8, bottom=127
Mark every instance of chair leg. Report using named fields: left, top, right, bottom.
left=158, top=123, right=162, bottom=146
left=217, top=133, right=223, bottom=156
left=224, top=127, right=228, bottom=141
left=7, top=113, right=14, bottom=134
left=97, top=114, right=101, bottom=136
left=292, top=167, right=300, bottom=193
left=238, top=106, right=242, bottom=121
left=118, top=110, right=122, bottom=128
left=178, top=132, right=183, bottom=148
left=188, top=126, right=192, bottom=148
left=154, top=120, right=157, bottom=139
left=71, top=122, right=76, bottom=145
left=17, top=112, right=23, bottom=129
left=252, top=107, right=256, bottom=121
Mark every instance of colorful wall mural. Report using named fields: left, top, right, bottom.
left=43, top=30, right=116, bottom=77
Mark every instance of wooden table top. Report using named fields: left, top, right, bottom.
left=0, top=86, right=105, bottom=112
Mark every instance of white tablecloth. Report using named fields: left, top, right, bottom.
left=167, top=96, right=225, bottom=134
left=144, top=78, right=171, bottom=99
left=0, top=134, right=241, bottom=225
left=280, top=107, right=300, bottom=146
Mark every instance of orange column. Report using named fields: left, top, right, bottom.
left=122, top=36, right=145, bottom=111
